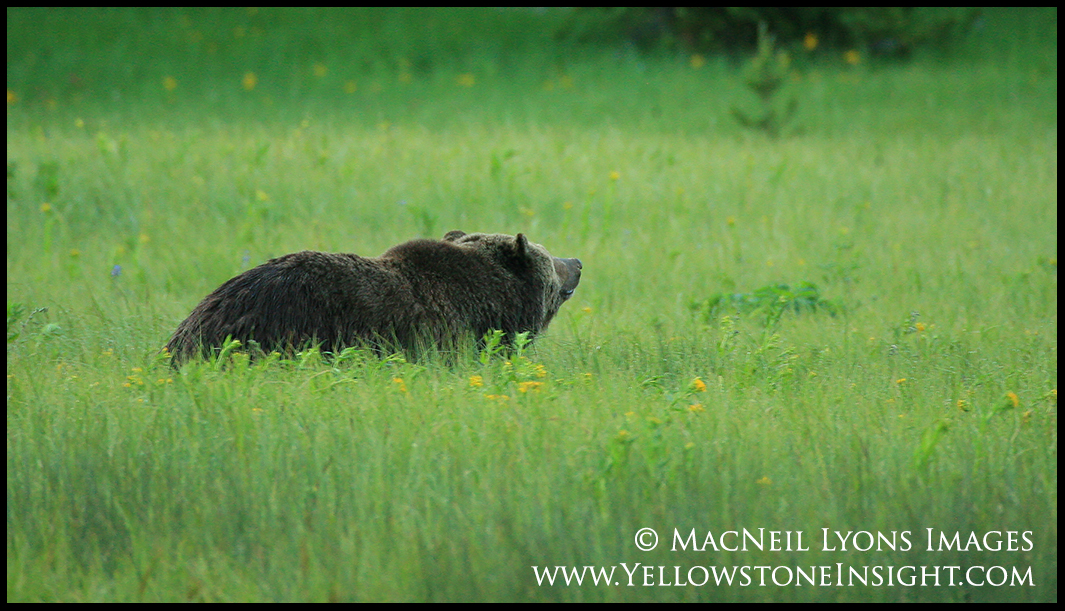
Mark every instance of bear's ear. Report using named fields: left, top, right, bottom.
left=514, top=233, right=530, bottom=257
left=443, top=230, right=466, bottom=242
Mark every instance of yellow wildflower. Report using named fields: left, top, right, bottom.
left=692, top=377, right=706, bottom=392
left=756, top=476, right=772, bottom=486
left=518, top=381, right=543, bottom=393
left=468, top=375, right=484, bottom=388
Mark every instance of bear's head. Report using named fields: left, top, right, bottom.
left=442, top=230, right=582, bottom=332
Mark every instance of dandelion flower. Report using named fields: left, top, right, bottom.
left=1005, top=392, right=1019, bottom=408
left=609, top=170, right=620, bottom=181
left=689, top=403, right=705, bottom=413
left=392, top=377, right=407, bottom=393
left=468, top=375, right=484, bottom=388
left=692, top=377, right=706, bottom=392
left=756, top=476, right=772, bottom=486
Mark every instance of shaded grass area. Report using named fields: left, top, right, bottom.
left=7, top=7, right=1058, bottom=602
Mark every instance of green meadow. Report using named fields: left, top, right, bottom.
left=6, top=7, right=1057, bottom=602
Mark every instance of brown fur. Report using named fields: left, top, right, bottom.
left=165, top=231, right=582, bottom=364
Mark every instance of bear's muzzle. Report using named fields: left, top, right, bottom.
left=555, top=257, right=582, bottom=300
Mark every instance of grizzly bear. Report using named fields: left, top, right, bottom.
left=165, top=231, right=582, bottom=364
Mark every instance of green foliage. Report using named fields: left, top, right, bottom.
left=6, top=7, right=1058, bottom=603
left=730, top=25, right=799, bottom=138
left=692, top=282, right=843, bottom=328
left=567, top=7, right=981, bottom=55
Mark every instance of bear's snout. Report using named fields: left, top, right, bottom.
left=555, top=257, right=582, bottom=300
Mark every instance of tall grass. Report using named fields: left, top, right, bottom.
left=7, top=7, right=1057, bottom=602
